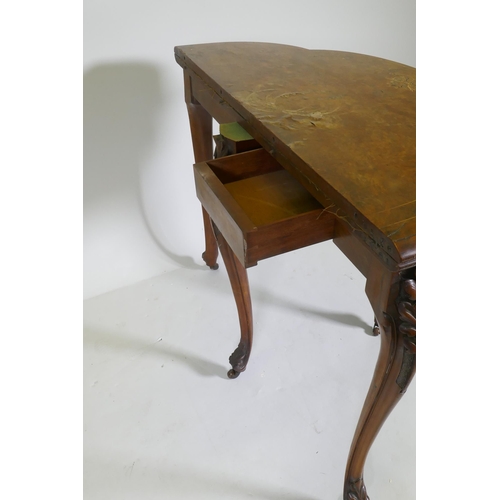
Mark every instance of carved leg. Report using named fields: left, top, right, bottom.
left=186, top=101, right=219, bottom=270
left=212, top=224, right=253, bottom=379
left=344, top=268, right=416, bottom=500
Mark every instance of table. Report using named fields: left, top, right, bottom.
left=174, top=42, right=415, bottom=500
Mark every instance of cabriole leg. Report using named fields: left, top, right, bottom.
left=344, top=268, right=416, bottom=500
left=212, top=224, right=253, bottom=379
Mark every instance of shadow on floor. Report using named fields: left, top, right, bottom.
left=252, top=287, right=374, bottom=336
left=83, top=453, right=323, bottom=500
left=83, top=327, right=228, bottom=379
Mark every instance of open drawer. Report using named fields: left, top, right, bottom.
left=194, top=148, right=336, bottom=268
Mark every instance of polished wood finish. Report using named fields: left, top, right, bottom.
left=185, top=81, right=219, bottom=269
left=175, top=42, right=415, bottom=500
left=212, top=223, right=253, bottom=379
left=176, top=42, right=416, bottom=266
left=196, top=141, right=336, bottom=377
left=345, top=264, right=416, bottom=499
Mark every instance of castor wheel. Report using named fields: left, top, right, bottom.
left=227, top=369, right=240, bottom=379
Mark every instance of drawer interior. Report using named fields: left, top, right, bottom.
left=225, top=169, right=323, bottom=226
left=195, top=148, right=335, bottom=267
left=204, top=148, right=323, bottom=224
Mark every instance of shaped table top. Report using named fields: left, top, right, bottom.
left=175, top=42, right=416, bottom=267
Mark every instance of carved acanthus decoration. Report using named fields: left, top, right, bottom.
left=346, top=477, right=368, bottom=500
left=228, top=340, right=250, bottom=375
left=395, top=270, right=416, bottom=391
left=398, top=277, right=416, bottom=353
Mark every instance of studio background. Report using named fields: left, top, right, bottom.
left=83, top=3, right=416, bottom=500
left=83, top=0, right=416, bottom=299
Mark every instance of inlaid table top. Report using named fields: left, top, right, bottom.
left=175, top=42, right=416, bottom=267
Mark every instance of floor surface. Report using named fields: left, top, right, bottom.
left=83, top=241, right=416, bottom=500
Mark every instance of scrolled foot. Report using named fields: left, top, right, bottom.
left=228, top=341, right=250, bottom=376
left=202, top=251, right=219, bottom=270
left=345, top=477, right=369, bottom=500
left=227, top=369, right=241, bottom=379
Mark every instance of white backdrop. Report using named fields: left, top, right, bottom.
left=83, top=0, right=416, bottom=299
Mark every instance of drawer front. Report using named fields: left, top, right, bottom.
left=194, top=162, right=252, bottom=266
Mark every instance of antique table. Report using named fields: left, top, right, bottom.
left=174, top=42, right=416, bottom=500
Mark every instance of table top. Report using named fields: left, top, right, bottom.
left=175, top=42, right=416, bottom=267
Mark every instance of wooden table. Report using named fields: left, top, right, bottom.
left=175, top=42, right=415, bottom=500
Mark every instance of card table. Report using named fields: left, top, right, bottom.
left=175, top=42, right=416, bottom=500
